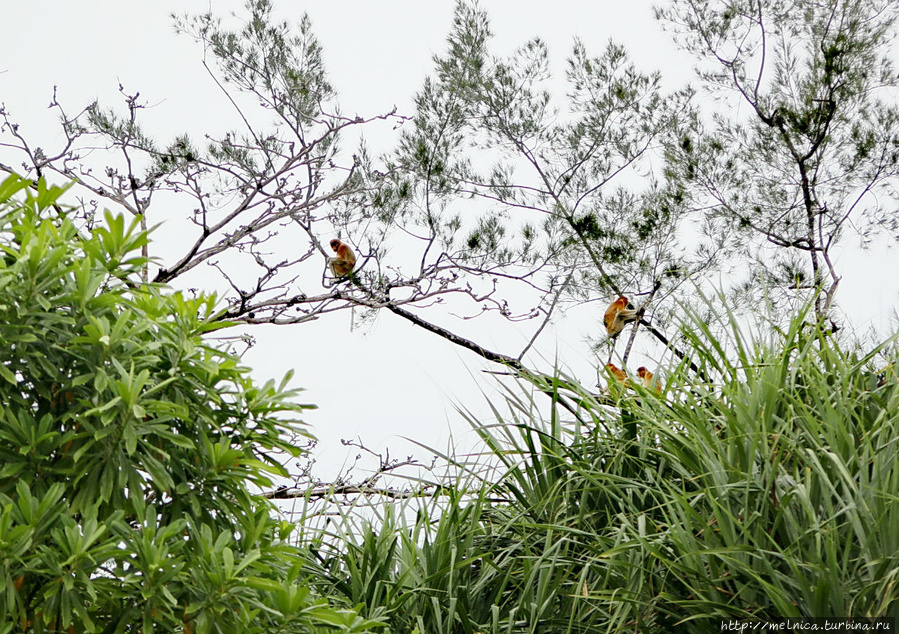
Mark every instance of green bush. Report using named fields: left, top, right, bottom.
left=310, top=303, right=899, bottom=632
left=7, top=170, right=895, bottom=633
left=0, top=174, right=382, bottom=633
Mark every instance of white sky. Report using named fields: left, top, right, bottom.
left=2, top=1, right=897, bottom=483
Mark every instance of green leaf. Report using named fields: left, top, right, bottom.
left=0, top=365, right=17, bottom=386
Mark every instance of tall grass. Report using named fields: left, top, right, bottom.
left=302, top=306, right=899, bottom=632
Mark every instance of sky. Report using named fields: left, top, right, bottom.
left=2, top=1, right=898, bottom=486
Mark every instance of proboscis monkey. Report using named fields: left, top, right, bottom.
left=606, top=362, right=628, bottom=385
left=636, top=366, right=662, bottom=393
left=329, top=238, right=356, bottom=277
left=604, top=296, right=639, bottom=338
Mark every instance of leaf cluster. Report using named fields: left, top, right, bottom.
left=0, top=174, right=380, bottom=632
left=305, top=302, right=899, bottom=631
left=658, top=0, right=899, bottom=318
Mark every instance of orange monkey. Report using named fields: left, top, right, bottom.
left=604, top=296, right=639, bottom=338
left=606, top=362, right=628, bottom=384
left=329, top=238, right=356, bottom=277
left=636, top=366, right=662, bottom=393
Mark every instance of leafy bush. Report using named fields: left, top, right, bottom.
left=309, top=303, right=899, bottom=632
left=6, top=169, right=895, bottom=633
left=0, top=174, right=381, bottom=633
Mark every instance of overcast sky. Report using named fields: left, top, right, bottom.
left=3, top=1, right=897, bottom=484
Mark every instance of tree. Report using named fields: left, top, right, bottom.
left=0, top=1, right=703, bottom=383
left=1, top=0, right=897, bottom=395
left=657, top=0, right=899, bottom=321
left=0, top=174, right=381, bottom=632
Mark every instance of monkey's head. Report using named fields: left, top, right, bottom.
left=616, top=296, right=629, bottom=308
left=329, top=238, right=341, bottom=252
left=636, top=366, right=648, bottom=379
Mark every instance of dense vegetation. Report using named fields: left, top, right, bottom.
left=0, top=175, right=380, bottom=632
left=1, top=171, right=898, bottom=631
left=1, top=0, right=898, bottom=630
left=305, top=306, right=899, bottom=631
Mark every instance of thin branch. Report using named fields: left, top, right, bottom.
left=639, top=317, right=710, bottom=383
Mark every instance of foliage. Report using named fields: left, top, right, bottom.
left=0, top=0, right=897, bottom=627
left=657, top=0, right=899, bottom=319
left=1, top=0, right=896, bottom=374
left=0, top=174, right=381, bottom=632
left=306, top=304, right=899, bottom=631
left=377, top=1, right=703, bottom=316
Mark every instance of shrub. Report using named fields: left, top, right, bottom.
left=310, top=302, right=899, bottom=632
left=0, top=175, right=381, bottom=633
